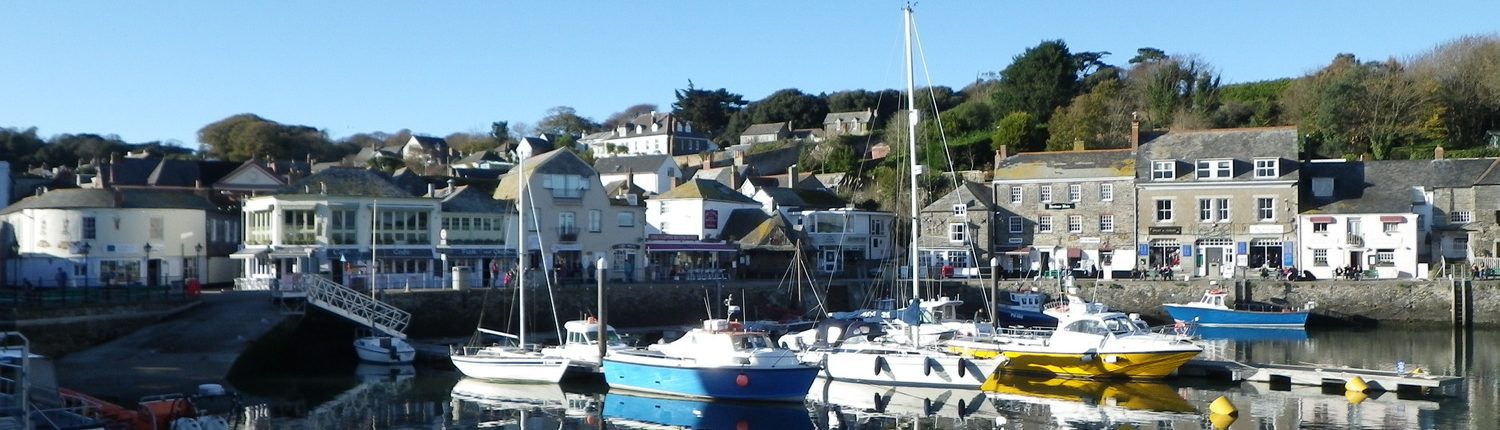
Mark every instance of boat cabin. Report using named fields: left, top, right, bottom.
left=1009, top=291, right=1045, bottom=311
left=1197, top=290, right=1230, bottom=309
left=563, top=319, right=625, bottom=347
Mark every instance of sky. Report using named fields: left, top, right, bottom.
left=3, top=1, right=1497, bottom=150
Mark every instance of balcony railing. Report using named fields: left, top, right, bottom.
left=558, top=225, right=579, bottom=243
left=1345, top=233, right=1364, bottom=247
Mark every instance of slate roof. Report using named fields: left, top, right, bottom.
left=1301, top=159, right=1498, bottom=214
left=922, top=181, right=996, bottom=212
left=741, top=122, right=789, bottom=136
left=517, top=137, right=555, bottom=154
left=275, top=168, right=414, bottom=198
left=1136, top=127, right=1299, bottom=181
left=602, top=180, right=647, bottom=197
left=823, top=111, right=873, bottom=124
left=493, top=149, right=596, bottom=201
left=0, top=189, right=218, bottom=215
left=720, top=209, right=808, bottom=252
left=145, top=160, right=241, bottom=187
left=655, top=179, right=757, bottom=203
left=452, top=168, right=507, bottom=180
left=410, top=135, right=448, bottom=149
left=454, top=150, right=504, bottom=166
left=436, top=184, right=511, bottom=214
left=98, top=157, right=160, bottom=186
left=594, top=154, right=672, bottom=175
left=762, top=187, right=847, bottom=210
left=994, top=149, right=1136, bottom=181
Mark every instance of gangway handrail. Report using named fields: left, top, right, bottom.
left=302, top=274, right=411, bottom=338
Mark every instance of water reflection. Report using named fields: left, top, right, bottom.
left=1195, top=327, right=1309, bottom=342
left=603, top=392, right=812, bottom=430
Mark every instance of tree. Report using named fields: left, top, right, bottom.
left=672, top=81, right=747, bottom=144
left=535, top=106, right=598, bottom=137
left=1125, top=54, right=1221, bottom=129
left=991, top=40, right=1103, bottom=124
left=602, top=104, right=658, bottom=129
left=992, top=111, right=1039, bottom=152
left=1129, top=47, right=1167, bottom=65
left=1410, top=35, right=1500, bottom=149
left=0, top=127, right=46, bottom=165
left=197, top=113, right=332, bottom=161
left=1047, top=79, right=1130, bottom=151
left=724, top=88, right=830, bottom=141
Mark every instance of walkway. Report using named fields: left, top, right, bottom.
left=53, top=290, right=288, bottom=401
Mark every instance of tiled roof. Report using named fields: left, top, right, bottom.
left=1301, top=159, right=1498, bottom=214
left=0, top=188, right=218, bottom=215
left=823, top=111, right=873, bottom=124
left=1136, top=127, right=1299, bottom=181
left=924, top=181, right=996, bottom=212
left=493, top=149, right=595, bottom=201
left=655, top=179, right=757, bottom=203
left=437, top=184, right=511, bottom=213
left=721, top=209, right=807, bottom=251
left=762, top=187, right=847, bottom=209
left=741, top=122, right=789, bottom=136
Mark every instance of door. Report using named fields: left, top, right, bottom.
left=821, top=249, right=839, bottom=273
left=1349, top=251, right=1362, bottom=272
left=147, top=259, right=161, bottom=287
left=1205, top=247, right=1224, bottom=278
left=1039, top=252, right=1052, bottom=274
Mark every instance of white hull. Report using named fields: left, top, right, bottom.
left=451, top=346, right=571, bottom=383
left=354, top=336, right=416, bottom=364
left=808, top=378, right=997, bottom=419
left=801, top=346, right=1002, bottom=388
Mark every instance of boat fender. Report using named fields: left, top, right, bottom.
left=923, top=357, right=933, bottom=376
left=873, top=356, right=886, bottom=375
left=198, top=416, right=230, bottom=430
left=957, top=399, right=967, bottom=417
left=957, top=358, right=967, bottom=378
left=735, top=373, right=750, bottom=387
left=923, top=398, right=933, bottom=415
left=1081, top=352, right=1097, bottom=363
left=872, top=393, right=889, bottom=412
left=171, top=418, right=203, bottom=430
left=1305, top=301, right=1318, bottom=310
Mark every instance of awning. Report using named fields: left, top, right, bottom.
left=1308, top=216, right=1336, bottom=223
left=229, top=248, right=269, bottom=260
left=1067, top=248, right=1083, bottom=259
left=268, top=247, right=317, bottom=258
left=439, top=248, right=518, bottom=258
left=1380, top=215, right=1408, bottom=223
left=1003, top=247, right=1033, bottom=255
left=645, top=242, right=738, bottom=253
left=375, top=248, right=435, bottom=259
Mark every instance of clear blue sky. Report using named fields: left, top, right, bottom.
left=3, top=1, right=1496, bottom=150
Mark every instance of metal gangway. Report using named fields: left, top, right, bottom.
left=302, top=274, right=411, bottom=339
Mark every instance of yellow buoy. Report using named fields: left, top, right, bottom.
left=1345, top=389, right=1368, bottom=405
left=1345, top=376, right=1369, bottom=393
left=1209, top=412, right=1237, bottom=430
left=1208, top=395, right=1238, bottom=416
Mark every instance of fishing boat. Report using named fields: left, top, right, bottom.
left=1163, top=284, right=1311, bottom=328
left=944, top=311, right=1201, bottom=379
left=994, top=287, right=1058, bottom=328
left=449, top=149, right=572, bottom=383
left=539, top=317, right=630, bottom=374
left=601, top=319, right=818, bottom=401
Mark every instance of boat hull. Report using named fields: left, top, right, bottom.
left=451, top=350, right=571, bottom=383
left=804, top=349, right=1002, bottom=388
left=995, top=306, right=1058, bottom=328
left=998, top=350, right=1200, bottom=379
left=1163, top=304, right=1308, bottom=328
left=353, top=337, right=416, bottom=364
left=601, top=354, right=818, bottom=402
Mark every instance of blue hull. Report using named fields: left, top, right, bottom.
left=603, top=392, right=813, bottom=430
left=995, top=306, right=1058, bottom=328
left=1164, top=305, right=1308, bottom=328
left=602, top=358, right=819, bottom=402
left=1195, top=327, right=1309, bottom=341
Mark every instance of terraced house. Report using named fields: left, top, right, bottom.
left=992, top=147, right=1136, bottom=279
left=1135, top=127, right=1300, bottom=279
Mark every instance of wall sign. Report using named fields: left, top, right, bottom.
left=1043, top=203, right=1076, bottom=210
left=1148, top=226, right=1181, bottom=235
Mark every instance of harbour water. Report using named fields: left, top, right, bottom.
left=224, top=326, right=1497, bottom=429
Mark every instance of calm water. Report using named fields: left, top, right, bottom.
left=225, top=327, right=1498, bottom=429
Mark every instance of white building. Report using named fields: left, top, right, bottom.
left=797, top=208, right=895, bottom=274
left=583, top=112, right=715, bottom=158
left=1, top=189, right=236, bottom=288
left=495, top=149, right=646, bottom=283
left=595, top=155, right=681, bottom=195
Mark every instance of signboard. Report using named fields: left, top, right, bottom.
left=1248, top=224, right=1285, bottom=234
left=1181, top=245, right=1194, bottom=257
left=1043, top=202, right=1076, bottom=210
left=1138, top=244, right=1150, bottom=256
left=1147, top=226, right=1181, bottom=235
left=1281, top=242, right=1295, bottom=267
left=704, top=209, right=719, bottom=229
left=1008, top=237, right=1023, bottom=244
left=1236, top=241, right=1248, bottom=255
left=612, top=244, right=641, bottom=250
left=1078, top=237, right=1101, bottom=244
left=647, top=234, right=698, bottom=241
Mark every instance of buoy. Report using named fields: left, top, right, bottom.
left=735, top=373, right=750, bottom=387
left=1208, top=395, right=1238, bottom=416
left=1344, top=376, right=1369, bottom=393
left=1345, top=390, right=1368, bottom=405
left=1208, top=412, right=1237, bottom=430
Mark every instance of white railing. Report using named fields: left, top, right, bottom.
left=303, top=274, right=411, bottom=339
left=235, top=278, right=275, bottom=291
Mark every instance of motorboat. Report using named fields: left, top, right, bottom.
left=825, top=298, right=958, bottom=346
left=1163, top=286, right=1310, bottom=328
left=601, top=319, right=818, bottom=401
left=945, top=311, right=1201, bottom=379
left=353, top=334, right=416, bottom=364
left=807, top=377, right=999, bottom=419
left=540, top=318, right=631, bottom=374
left=785, top=318, right=1006, bottom=388
left=1041, top=288, right=1111, bottom=320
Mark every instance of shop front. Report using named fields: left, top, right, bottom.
left=644, top=234, right=736, bottom=281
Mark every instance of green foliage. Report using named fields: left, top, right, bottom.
left=1048, top=79, right=1129, bottom=150
left=197, top=113, right=335, bottom=162
left=724, top=88, right=829, bottom=141
left=992, top=111, right=1039, bottom=152
left=601, top=104, right=658, bottom=129
left=1285, top=54, right=1440, bottom=158
left=672, top=81, right=747, bottom=145
left=535, top=106, right=598, bottom=137
left=991, top=40, right=1091, bottom=124
left=1127, top=54, right=1221, bottom=129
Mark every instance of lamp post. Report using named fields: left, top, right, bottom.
left=194, top=243, right=203, bottom=280
left=989, top=256, right=999, bottom=326
left=595, top=256, right=609, bottom=363
left=143, top=243, right=153, bottom=287
left=80, top=242, right=91, bottom=290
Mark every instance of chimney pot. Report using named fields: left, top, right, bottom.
left=1130, top=119, right=1141, bottom=150
left=1434, top=146, right=1445, bottom=160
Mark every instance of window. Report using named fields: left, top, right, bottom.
left=589, top=210, right=602, bottom=232
left=1009, top=216, right=1023, bottom=233
left=1257, top=198, right=1275, bottom=221
left=1376, top=249, right=1396, bottom=266
left=1151, top=161, right=1175, bottom=180
left=1198, top=199, right=1214, bottom=222
left=1450, top=211, right=1472, bottom=224
left=1254, top=158, right=1279, bottom=178
left=1196, top=160, right=1232, bottom=179
left=1010, top=186, right=1022, bottom=204
left=1313, top=249, right=1328, bottom=266
left=952, top=204, right=967, bottom=217
left=1155, top=199, right=1174, bottom=222
left=1038, top=216, right=1054, bottom=233
left=870, top=219, right=885, bottom=235
left=1215, top=198, right=1229, bottom=221
left=616, top=212, right=634, bottom=227
left=542, top=174, right=590, bottom=198
left=1452, top=238, right=1469, bottom=256
left=1099, top=215, right=1114, bottom=232
left=1383, top=222, right=1398, bottom=234
left=329, top=209, right=357, bottom=245
left=1040, top=186, right=1053, bottom=203
left=948, top=223, right=966, bottom=242
left=1067, top=215, right=1082, bottom=233
left=1313, top=222, right=1329, bottom=233
left=1068, top=184, right=1081, bottom=202
left=375, top=209, right=430, bottom=245
left=1099, top=183, right=1113, bottom=201
left=1311, top=177, right=1335, bottom=199
left=149, top=217, right=164, bottom=240
left=82, top=217, right=96, bottom=240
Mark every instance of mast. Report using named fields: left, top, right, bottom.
left=903, top=5, right=920, bottom=303
left=518, top=152, right=528, bottom=348
left=372, top=199, right=378, bottom=299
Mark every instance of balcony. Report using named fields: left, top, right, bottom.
left=558, top=225, right=579, bottom=243
left=1345, top=233, right=1364, bottom=247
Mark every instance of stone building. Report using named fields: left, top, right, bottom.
left=1135, top=127, right=1300, bottom=279
left=915, top=181, right=997, bottom=278
left=992, top=148, right=1136, bottom=278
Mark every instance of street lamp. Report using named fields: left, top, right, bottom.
left=143, top=243, right=153, bottom=286
left=79, top=242, right=91, bottom=289
left=194, top=243, right=203, bottom=280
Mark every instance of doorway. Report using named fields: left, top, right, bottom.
left=146, top=259, right=161, bottom=287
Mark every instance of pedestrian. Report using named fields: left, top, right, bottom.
left=55, top=268, right=69, bottom=288
left=587, top=261, right=596, bottom=282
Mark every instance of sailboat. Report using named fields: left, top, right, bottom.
left=354, top=199, right=417, bottom=364
left=788, top=5, right=1007, bottom=389
left=450, top=151, right=572, bottom=383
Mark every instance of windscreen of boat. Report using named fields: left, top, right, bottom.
left=732, top=334, right=774, bottom=351
left=1062, top=320, right=1108, bottom=336
left=1101, top=316, right=1142, bottom=335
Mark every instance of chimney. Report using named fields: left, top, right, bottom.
left=1072, top=138, right=1085, bottom=152
left=1130, top=117, right=1141, bottom=150
left=427, top=183, right=435, bottom=197
left=113, top=189, right=123, bottom=207
left=729, top=166, right=740, bottom=189
left=788, top=164, right=799, bottom=188
left=733, top=151, right=745, bottom=167
left=994, top=146, right=1008, bottom=168
left=108, top=152, right=119, bottom=188
left=700, top=153, right=712, bottom=170
left=320, top=181, right=327, bottom=195
left=1434, top=145, right=1445, bottom=160
left=626, top=168, right=636, bottom=193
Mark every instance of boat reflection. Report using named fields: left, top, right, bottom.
left=1195, top=326, right=1309, bottom=342
left=354, top=363, right=415, bottom=382
left=451, top=378, right=602, bottom=428
left=602, top=391, right=812, bottom=430
left=982, top=374, right=1199, bottom=426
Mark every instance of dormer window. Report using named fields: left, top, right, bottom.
left=1196, top=159, right=1232, bottom=179
left=1151, top=161, right=1175, bottom=181
left=952, top=204, right=967, bottom=217
left=1254, top=158, right=1279, bottom=178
